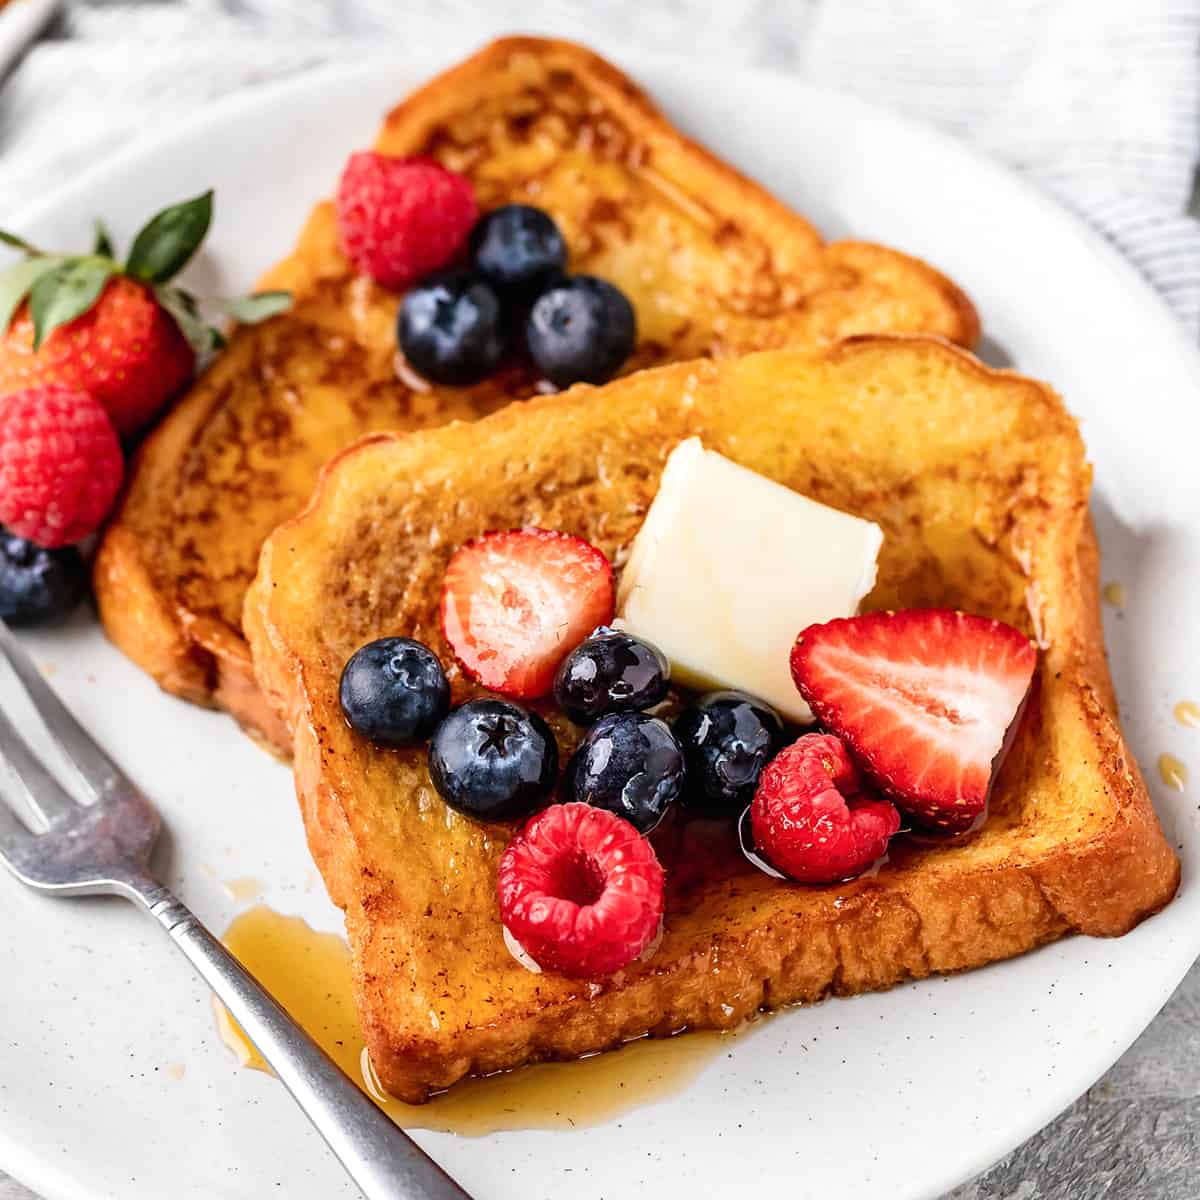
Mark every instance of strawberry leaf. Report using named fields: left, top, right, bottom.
left=221, top=291, right=292, bottom=325
left=93, top=220, right=116, bottom=259
left=156, top=284, right=224, bottom=359
left=0, top=255, right=66, bottom=334
left=28, top=257, right=116, bottom=349
left=125, top=191, right=213, bottom=284
left=0, top=229, right=42, bottom=256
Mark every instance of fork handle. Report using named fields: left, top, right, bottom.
left=126, top=874, right=472, bottom=1200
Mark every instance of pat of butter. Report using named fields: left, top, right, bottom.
left=615, top=438, right=882, bottom=723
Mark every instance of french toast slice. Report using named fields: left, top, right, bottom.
left=244, top=336, right=1178, bottom=1103
left=95, top=35, right=978, bottom=752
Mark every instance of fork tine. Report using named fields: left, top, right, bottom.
left=0, top=621, right=122, bottom=801
left=0, top=787, right=33, bottom=853
left=0, top=704, right=81, bottom=826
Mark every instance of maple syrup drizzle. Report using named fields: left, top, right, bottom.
left=1101, top=581, right=1126, bottom=609
left=222, top=876, right=263, bottom=904
left=1174, top=701, right=1200, bottom=729
left=1157, top=754, right=1188, bottom=792
left=214, top=906, right=730, bottom=1136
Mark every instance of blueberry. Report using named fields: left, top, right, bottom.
left=339, top=637, right=450, bottom=746
left=398, top=269, right=508, bottom=386
left=674, top=691, right=785, bottom=816
left=470, top=205, right=567, bottom=301
left=0, top=531, right=87, bottom=627
left=565, top=711, right=684, bottom=833
left=525, top=275, right=636, bottom=389
left=429, top=698, right=558, bottom=821
left=553, top=627, right=669, bottom=725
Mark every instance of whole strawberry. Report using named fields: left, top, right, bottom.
left=0, top=195, right=291, bottom=436
left=336, top=152, right=478, bottom=289
left=0, top=386, right=123, bottom=548
left=0, top=277, right=192, bottom=436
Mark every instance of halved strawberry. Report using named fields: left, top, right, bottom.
left=441, top=528, right=615, bottom=700
left=790, top=609, right=1037, bottom=833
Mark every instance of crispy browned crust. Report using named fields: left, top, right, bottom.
left=96, top=35, right=978, bottom=745
left=245, top=336, right=1177, bottom=1102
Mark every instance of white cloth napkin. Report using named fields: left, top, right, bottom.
left=1, top=0, right=1197, bottom=337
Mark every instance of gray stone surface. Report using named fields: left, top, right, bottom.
left=949, top=957, right=1200, bottom=1199
left=0, top=3, right=1197, bottom=1198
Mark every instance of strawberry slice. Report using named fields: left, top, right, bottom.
left=441, top=528, right=615, bottom=700
left=790, top=609, right=1037, bottom=833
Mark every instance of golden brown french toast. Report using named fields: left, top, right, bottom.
left=96, top=35, right=977, bottom=751
left=245, top=336, right=1178, bottom=1103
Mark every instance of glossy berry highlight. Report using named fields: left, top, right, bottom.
left=339, top=637, right=450, bottom=746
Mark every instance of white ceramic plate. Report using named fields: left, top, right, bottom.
left=1, top=48, right=1198, bottom=1200
left=0, top=0, right=58, bottom=78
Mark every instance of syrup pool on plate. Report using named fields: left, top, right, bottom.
left=1157, top=754, right=1188, bottom=793
left=222, top=876, right=263, bottom=903
left=213, top=905, right=733, bottom=1135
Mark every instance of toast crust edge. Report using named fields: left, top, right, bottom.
left=94, top=35, right=979, bottom=740
left=244, top=335, right=1179, bottom=1102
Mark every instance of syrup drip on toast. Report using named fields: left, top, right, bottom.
left=214, top=905, right=731, bottom=1135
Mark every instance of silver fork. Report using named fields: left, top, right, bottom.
left=0, top=621, right=471, bottom=1200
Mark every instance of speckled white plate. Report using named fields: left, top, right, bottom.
left=1, top=46, right=1198, bottom=1200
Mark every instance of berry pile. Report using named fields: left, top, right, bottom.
left=338, top=529, right=681, bottom=978
left=0, top=192, right=291, bottom=623
left=338, top=517, right=1038, bottom=979
left=442, top=532, right=695, bottom=837
left=334, top=152, right=637, bottom=390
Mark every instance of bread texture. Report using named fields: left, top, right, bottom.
left=244, top=336, right=1178, bottom=1103
left=95, top=35, right=977, bottom=750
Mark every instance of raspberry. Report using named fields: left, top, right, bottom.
left=335, top=152, right=478, bottom=290
left=751, top=733, right=901, bottom=885
left=0, top=386, right=124, bottom=548
left=497, top=802, right=665, bottom=979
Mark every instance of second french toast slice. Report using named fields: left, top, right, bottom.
left=96, top=35, right=978, bottom=750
